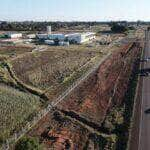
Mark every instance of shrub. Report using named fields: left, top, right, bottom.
left=15, top=136, right=42, bottom=150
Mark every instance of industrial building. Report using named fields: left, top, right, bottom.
left=6, top=33, right=22, bottom=39
left=65, top=32, right=96, bottom=44
left=37, top=32, right=96, bottom=44
left=36, top=26, right=96, bottom=45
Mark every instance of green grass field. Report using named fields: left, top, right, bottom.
left=0, top=84, right=42, bottom=143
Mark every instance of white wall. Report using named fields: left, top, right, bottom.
left=7, top=33, right=22, bottom=39
left=66, top=32, right=96, bottom=44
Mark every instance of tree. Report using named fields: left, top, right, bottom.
left=110, top=22, right=128, bottom=33
left=15, top=136, right=42, bottom=150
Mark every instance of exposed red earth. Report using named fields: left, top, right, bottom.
left=57, top=43, right=139, bottom=125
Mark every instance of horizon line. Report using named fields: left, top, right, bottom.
left=0, top=19, right=149, bottom=22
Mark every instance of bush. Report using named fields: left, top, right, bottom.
left=15, top=137, right=42, bottom=150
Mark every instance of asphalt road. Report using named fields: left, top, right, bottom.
left=139, top=30, right=150, bottom=150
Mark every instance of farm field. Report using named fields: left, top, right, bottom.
left=0, top=84, right=42, bottom=143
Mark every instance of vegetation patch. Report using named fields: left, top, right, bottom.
left=15, top=136, right=43, bottom=150
left=101, top=47, right=141, bottom=150
left=0, top=84, right=42, bottom=144
left=115, top=54, right=140, bottom=150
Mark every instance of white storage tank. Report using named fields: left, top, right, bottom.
left=47, top=26, right=51, bottom=34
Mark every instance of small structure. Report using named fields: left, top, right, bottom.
left=6, top=33, right=22, bottom=39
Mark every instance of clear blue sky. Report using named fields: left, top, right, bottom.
left=0, top=0, right=150, bottom=21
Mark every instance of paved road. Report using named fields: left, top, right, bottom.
left=139, top=30, right=150, bottom=150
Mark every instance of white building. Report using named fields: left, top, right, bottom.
left=6, top=33, right=22, bottom=39
left=37, top=32, right=96, bottom=44
left=66, top=32, right=96, bottom=44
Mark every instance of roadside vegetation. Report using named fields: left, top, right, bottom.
left=116, top=53, right=140, bottom=150
left=101, top=47, right=141, bottom=150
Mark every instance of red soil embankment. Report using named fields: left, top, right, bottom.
left=57, top=43, right=141, bottom=125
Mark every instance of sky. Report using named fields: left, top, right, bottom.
left=0, top=0, right=150, bottom=21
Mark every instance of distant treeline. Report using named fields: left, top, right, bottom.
left=0, top=21, right=149, bottom=31
left=0, top=21, right=102, bottom=31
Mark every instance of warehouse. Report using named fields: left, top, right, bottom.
left=66, top=32, right=96, bottom=44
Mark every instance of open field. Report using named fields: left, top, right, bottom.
left=0, top=45, right=33, bottom=58
left=0, top=84, right=42, bottom=143
left=10, top=47, right=104, bottom=97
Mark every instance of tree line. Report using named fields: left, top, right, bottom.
left=0, top=21, right=104, bottom=31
